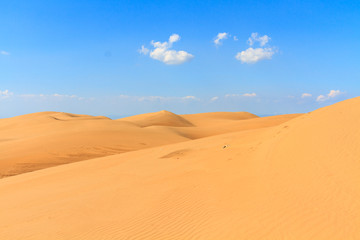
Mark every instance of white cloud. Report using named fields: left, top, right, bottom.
left=1, top=50, right=10, bottom=55
left=136, top=95, right=198, bottom=102
left=53, top=93, right=79, bottom=99
left=328, top=90, right=341, bottom=98
left=169, top=34, right=180, bottom=43
left=182, top=96, right=197, bottom=100
left=301, top=93, right=312, bottom=98
left=236, top=33, right=276, bottom=64
left=214, top=32, right=229, bottom=46
left=243, top=93, right=257, bottom=97
left=233, top=36, right=238, bottom=41
left=138, top=96, right=165, bottom=102
left=141, top=34, right=194, bottom=65
left=225, top=93, right=257, bottom=98
left=0, top=89, right=13, bottom=98
left=150, top=48, right=194, bottom=65
left=19, top=94, right=38, bottom=98
left=235, top=47, right=275, bottom=64
left=19, top=93, right=83, bottom=100
left=316, top=90, right=343, bottom=102
left=138, top=45, right=149, bottom=55
left=316, top=95, right=326, bottom=102
left=210, top=96, right=219, bottom=101
left=225, top=93, right=240, bottom=98
left=248, top=33, right=270, bottom=47
left=117, top=94, right=131, bottom=99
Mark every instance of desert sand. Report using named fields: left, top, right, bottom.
left=0, top=110, right=298, bottom=177
left=0, top=97, right=359, bottom=239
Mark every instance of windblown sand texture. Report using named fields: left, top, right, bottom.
left=0, top=97, right=359, bottom=239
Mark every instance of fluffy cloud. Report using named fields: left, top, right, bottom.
left=328, top=90, right=341, bottom=98
left=236, top=33, right=275, bottom=64
left=316, top=90, right=343, bottom=102
left=169, top=34, right=180, bottom=43
left=0, top=89, right=13, bottom=98
left=248, top=32, right=270, bottom=46
left=235, top=47, right=274, bottom=64
left=316, top=95, right=326, bottom=102
left=1, top=50, right=10, bottom=55
left=301, top=93, right=312, bottom=98
left=214, top=32, right=229, bottom=46
left=139, top=34, right=194, bottom=65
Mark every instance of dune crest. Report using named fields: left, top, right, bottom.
left=119, top=110, right=194, bottom=127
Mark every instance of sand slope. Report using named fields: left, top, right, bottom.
left=120, top=110, right=194, bottom=127
left=0, top=111, right=298, bottom=177
left=181, top=111, right=259, bottom=124
left=0, top=111, right=189, bottom=177
left=0, top=97, right=359, bottom=239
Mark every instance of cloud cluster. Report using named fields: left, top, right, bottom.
left=139, top=32, right=277, bottom=65
left=139, top=34, right=194, bottom=65
left=214, top=32, right=229, bottom=46
left=236, top=33, right=275, bottom=64
left=316, top=90, right=343, bottom=102
left=247, top=33, right=270, bottom=47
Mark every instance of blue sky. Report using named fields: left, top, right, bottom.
left=1, top=0, right=359, bottom=118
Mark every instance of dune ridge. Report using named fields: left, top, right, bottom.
left=119, top=110, right=195, bottom=127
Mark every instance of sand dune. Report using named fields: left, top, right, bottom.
left=0, top=110, right=298, bottom=177
left=177, top=113, right=301, bottom=139
left=120, top=110, right=194, bottom=127
left=0, top=98, right=359, bottom=239
left=181, top=111, right=259, bottom=124
left=0, top=111, right=188, bottom=177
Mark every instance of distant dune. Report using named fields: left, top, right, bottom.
left=120, top=110, right=195, bottom=127
left=0, top=110, right=298, bottom=177
left=0, top=98, right=359, bottom=239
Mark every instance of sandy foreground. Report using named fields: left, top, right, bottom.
left=0, top=97, right=359, bottom=239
